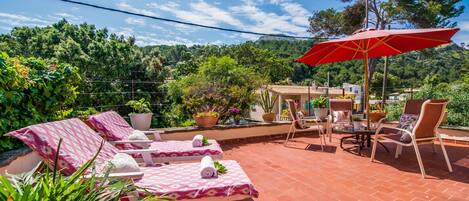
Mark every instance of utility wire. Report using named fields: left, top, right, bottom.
left=60, top=0, right=335, bottom=40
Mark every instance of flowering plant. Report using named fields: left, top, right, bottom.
left=228, top=107, right=242, bottom=124
left=228, top=107, right=241, bottom=114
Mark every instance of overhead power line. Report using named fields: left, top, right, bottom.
left=60, top=0, right=334, bottom=40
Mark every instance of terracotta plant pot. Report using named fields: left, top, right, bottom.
left=369, top=111, right=387, bottom=122
left=262, top=113, right=276, bottom=122
left=129, top=113, right=153, bottom=131
left=194, top=116, right=219, bottom=128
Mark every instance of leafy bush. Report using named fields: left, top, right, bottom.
left=169, top=56, right=264, bottom=123
left=384, top=101, right=404, bottom=121
left=0, top=52, right=80, bottom=152
left=73, top=107, right=98, bottom=120
left=384, top=78, right=469, bottom=126
left=126, top=98, right=152, bottom=113
left=312, top=96, right=328, bottom=108
left=414, top=80, right=469, bottom=126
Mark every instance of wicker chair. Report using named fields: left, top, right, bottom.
left=371, top=100, right=452, bottom=178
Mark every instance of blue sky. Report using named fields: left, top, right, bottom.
left=1, top=0, right=468, bottom=46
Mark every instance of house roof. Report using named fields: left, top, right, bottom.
left=267, top=85, right=353, bottom=96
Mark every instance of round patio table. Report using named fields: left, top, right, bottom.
left=334, top=126, right=389, bottom=155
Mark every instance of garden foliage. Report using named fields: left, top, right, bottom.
left=166, top=56, right=264, bottom=126
left=0, top=52, right=80, bottom=152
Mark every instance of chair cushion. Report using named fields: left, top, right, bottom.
left=131, top=140, right=223, bottom=159
left=88, top=111, right=134, bottom=141
left=7, top=118, right=118, bottom=175
left=134, top=160, right=258, bottom=200
left=397, top=114, right=419, bottom=142
left=332, top=110, right=351, bottom=123
left=296, top=111, right=307, bottom=129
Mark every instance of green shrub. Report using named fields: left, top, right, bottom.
left=169, top=56, right=264, bottom=123
left=312, top=96, right=328, bottom=108
left=0, top=52, right=80, bottom=152
left=414, top=80, right=469, bottom=126
left=384, top=101, right=404, bottom=121
left=126, top=98, right=152, bottom=114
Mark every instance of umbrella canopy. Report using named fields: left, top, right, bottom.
left=297, top=28, right=459, bottom=128
left=298, top=28, right=459, bottom=65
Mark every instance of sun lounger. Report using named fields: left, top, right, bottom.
left=88, top=111, right=223, bottom=162
left=7, top=118, right=258, bottom=200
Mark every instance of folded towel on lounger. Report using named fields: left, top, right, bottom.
left=192, top=134, right=204, bottom=147
left=200, top=156, right=217, bottom=178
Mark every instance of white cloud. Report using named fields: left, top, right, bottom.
left=109, top=27, right=135, bottom=37
left=239, top=33, right=260, bottom=40
left=229, top=1, right=308, bottom=36
left=125, top=17, right=145, bottom=26
left=116, top=2, right=157, bottom=16
left=0, top=12, right=51, bottom=24
left=157, top=0, right=242, bottom=27
left=0, top=12, right=52, bottom=28
left=279, top=2, right=310, bottom=27
left=55, top=12, right=81, bottom=21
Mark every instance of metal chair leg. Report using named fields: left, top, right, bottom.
left=371, top=132, right=379, bottom=162
left=412, top=141, right=426, bottom=178
left=438, top=136, right=453, bottom=172
left=395, top=144, right=402, bottom=159
left=285, top=124, right=294, bottom=145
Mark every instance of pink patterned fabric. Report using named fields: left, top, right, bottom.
left=89, top=111, right=224, bottom=158
left=134, top=160, right=258, bottom=199
left=130, top=140, right=223, bottom=159
left=88, top=111, right=134, bottom=141
left=7, top=118, right=117, bottom=175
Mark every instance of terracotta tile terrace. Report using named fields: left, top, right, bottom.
left=221, top=133, right=469, bottom=201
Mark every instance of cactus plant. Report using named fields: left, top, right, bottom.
left=258, top=88, right=278, bottom=113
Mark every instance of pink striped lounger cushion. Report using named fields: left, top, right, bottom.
left=88, top=111, right=223, bottom=158
left=6, top=118, right=117, bottom=175
left=7, top=118, right=258, bottom=199
left=135, top=161, right=259, bottom=199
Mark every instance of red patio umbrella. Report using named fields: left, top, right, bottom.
left=297, top=28, right=459, bottom=128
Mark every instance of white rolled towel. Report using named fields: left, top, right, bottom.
left=200, top=156, right=217, bottom=178
left=192, top=134, right=204, bottom=147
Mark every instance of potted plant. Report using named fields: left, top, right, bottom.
left=126, top=98, right=152, bottom=130
left=258, top=88, right=278, bottom=122
left=369, top=104, right=387, bottom=122
left=194, top=111, right=219, bottom=128
left=352, top=116, right=363, bottom=130
left=228, top=106, right=242, bottom=125
left=312, top=96, right=328, bottom=120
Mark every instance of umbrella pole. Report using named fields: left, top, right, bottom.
left=364, top=54, right=370, bottom=129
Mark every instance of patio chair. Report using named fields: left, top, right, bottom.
left=370, top=100, right=452, bottom=178
left=88, top=111, right=223, bottom=163
left=284, top=99, right=326, bottom=150
left=7, top=118, right=259, bottom=200
left=327, top=99, right=354, bottom=142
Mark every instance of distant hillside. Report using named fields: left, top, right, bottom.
left=256, top=35, right=300, bottom=42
